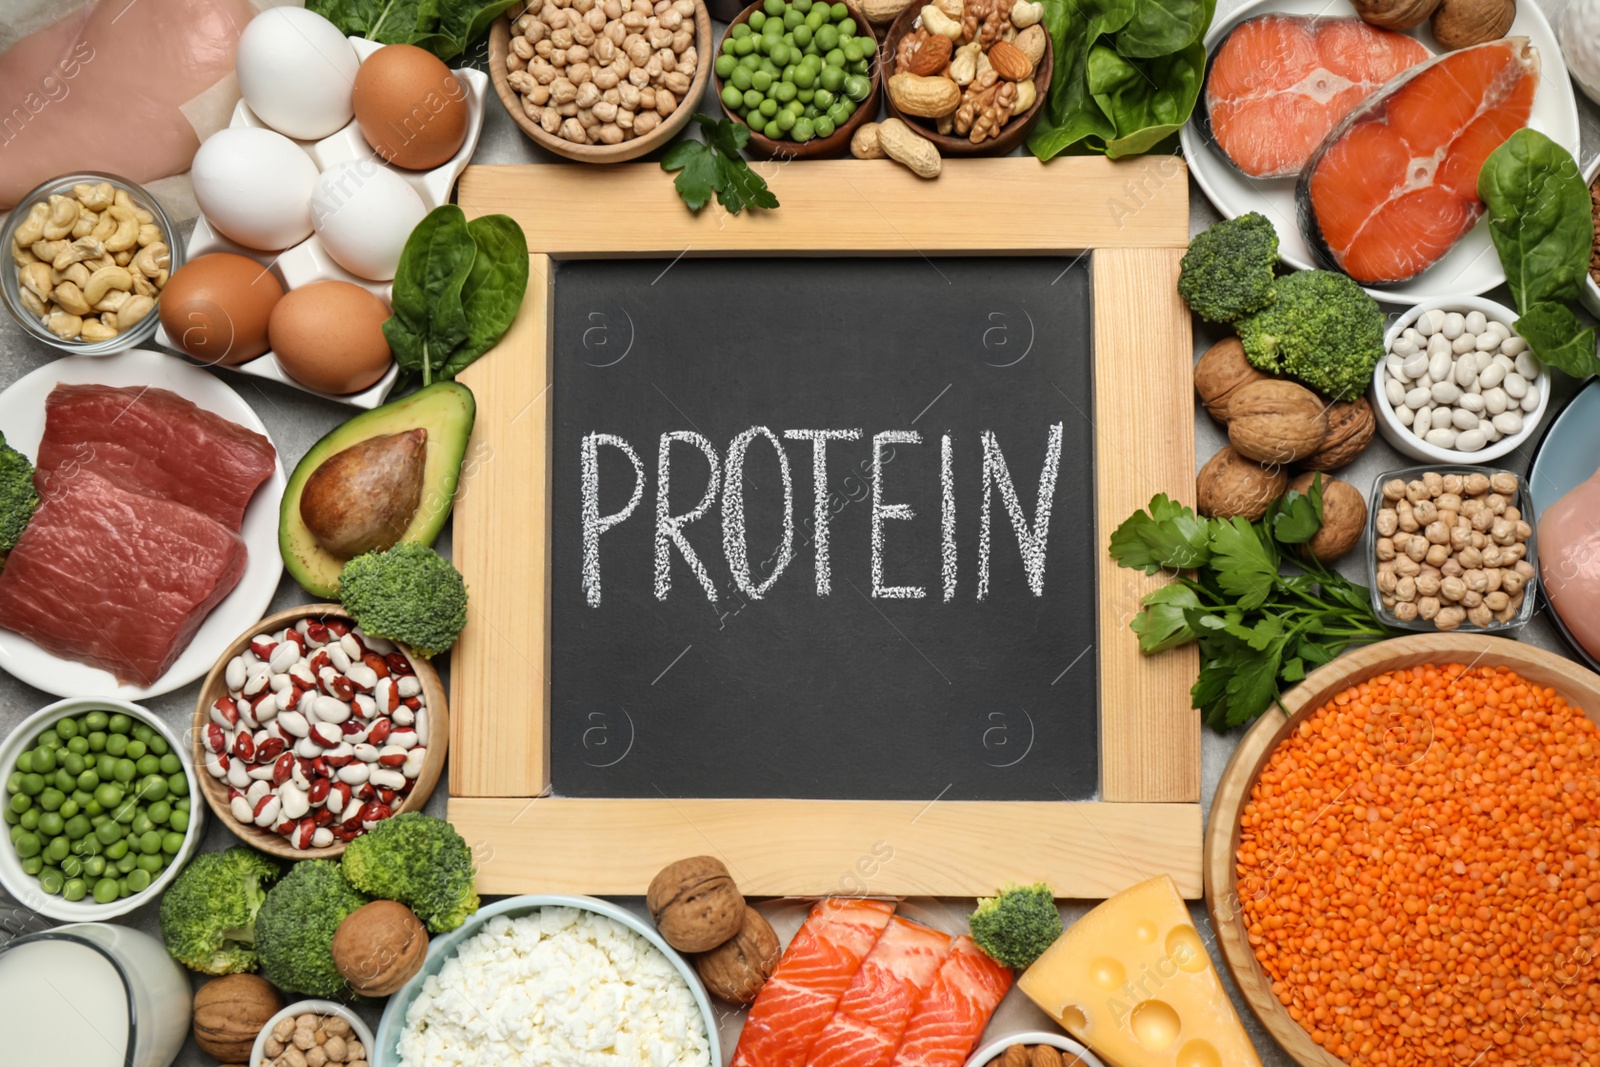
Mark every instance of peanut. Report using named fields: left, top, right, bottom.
left=850, top=122, right=886, bottom=159
left=876, top=117, right=941, bottom=178
left=888, top=72, right=961, bottom=117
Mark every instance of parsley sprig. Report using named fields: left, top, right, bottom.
left=1109, top=478, right=1402, bottom=731
left=661, top=115, right=779, bottom=215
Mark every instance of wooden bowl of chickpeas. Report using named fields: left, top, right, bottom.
left=489, top=0, right=713, bottom=162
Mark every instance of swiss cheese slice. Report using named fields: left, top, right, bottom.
left=1016, top=875, right=1261, bottom=1067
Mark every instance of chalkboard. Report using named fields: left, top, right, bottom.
left=549, top=256, right=1097, bottom=801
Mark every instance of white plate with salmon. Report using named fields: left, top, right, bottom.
left=0, top=348, right=284, bottom=700
left=1180, top=0, right=1581, bottom=304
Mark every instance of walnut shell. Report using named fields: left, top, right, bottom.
left=648, top=856, right=745, bottom=953
left=1352, top=0, right=1442, bottom=29
left=692, top=905, right=781, bottom=1004
left=332, top=900, right=428, bottom=998
left=1431, top=0, right=1514, bottom=49
left=1193, top=337, right=1268, bottom=423
left=1197, top=446, right=1288, bottom=521
left=1300, top=397, right=1376, bottom=471
left=1291, top=472, right=1367, bottom=561
left=1226, top=380, right=1328, bottom=464
left=193, top=974, right=284, bottom=1062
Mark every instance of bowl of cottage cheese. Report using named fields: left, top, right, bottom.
left=373, top=895, right=720, bottom=1067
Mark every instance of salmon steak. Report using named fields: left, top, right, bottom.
left=733, top=898, right=897, bottom=1067
left=888, top=937, right=1013, bottom=1067
left=1300, top=37, right=1541, bottom=285
left=1203, top=16, right=1429, bottom=179
left=806, top=916, right=954, bottom=1067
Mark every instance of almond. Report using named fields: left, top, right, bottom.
left=987, top=39, right=1033, bottom=81
left=904, top=33, right=953, bottom=76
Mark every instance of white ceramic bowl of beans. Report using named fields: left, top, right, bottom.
left=1582, top=154, right=1600, bottom=321
left=250, top=999, right=376, bottom=1067
left=1370, top=296, right=1550, bottom=465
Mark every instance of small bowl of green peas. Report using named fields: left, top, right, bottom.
left=0, top=697, right=204, bottom=920
left=715, top=0, right=882, bottom=159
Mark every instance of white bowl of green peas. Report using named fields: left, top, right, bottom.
left=0, top=697, right=204, bottom=920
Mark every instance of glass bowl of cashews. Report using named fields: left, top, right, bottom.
left=2, top=172, right=181, bottom=355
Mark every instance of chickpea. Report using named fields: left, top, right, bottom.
left=1416, top=572, right=1442, bottom=597
left=1406, top=537, right=1428, bottom=562
left=1441, top=576, right=1466, bottom=602
left=1376, top=537, right=1396, bottom=561
left=1396, top=576, right=1417, bottom=603
left=1468, top=603, right=1494, bottom=628
left=1417, top=596, right=1441, bottom=621
left=1382, top=479, right=1407, bottom=501
left=1425, top=544, right=1450, bottom=568
left=1423, top=471, right=1444, bottom=495
left=1490, top=472, right=1518, bottom=495
left=1425, top=520, right=1450, bottom=545
left=1413, top=499, right=1438, bottom=524
left=1395, top=601, right=1420, bottom=621
left=1435, top=606, right=1467, bottom=631
left=1395, top=557, right=1421, bottom=578
left=1376, top=508, right=1399, bottom=536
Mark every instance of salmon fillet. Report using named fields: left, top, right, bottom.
left=888, top=937, right=1012, bottom=1067
left=806, top=917, right=954, bottom=1067
left=1204, top=16, right=1429, bottom=179
left=733, top=898, right=897, bottom=1067
left=1300, top=37, right=1540, bottom=284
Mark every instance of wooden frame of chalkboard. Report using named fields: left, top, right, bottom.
left=445, top=157, right=1204, bottom=899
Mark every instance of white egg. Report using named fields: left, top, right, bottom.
left=310, top=161, right=428, bottom=280
left=192, top=128, right=320, bottom=251
left=236, top=7, right=360, bottom=141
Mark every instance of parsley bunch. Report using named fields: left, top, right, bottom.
left=662, top=115, right=779, bottom=215
left=1109, top=478, right=1401, bottom=731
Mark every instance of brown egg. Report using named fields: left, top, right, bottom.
left=352, top=44, right=471, bottom=171
left=268, top=281, right=394, bottom=395
left=158, top=253, right=284, bottom=366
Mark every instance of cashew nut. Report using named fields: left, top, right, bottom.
left=136, top=224, right=162, bottom=248
left=45, top=310, right=83, bottom=340
left=1012, top=77, right=1037, bottom=114
left=921, top=3, right=962, bottom=36
left=18, top=287, right=47, bottom=318
left=131, top=242, right=168, bottom=279
left=32, top=239, right=69, bottom=264
left=116, top=294, right=154, bottom=331
left=112, top=188, right=134, bottom=214
left=71, top=205, right=96, bottom=239
left=83, top=265, right=133, bottom=305
left=53, top=281, right=91, bottom=317
left=58, top=262, right=90, bottom=289
left=129, top=273, right=156, bottom=298
left=10, top=243, right=38, bottom=269
left=93, top=288, right=132, bottom=314
left=52, top=237, right=105, bottom=272
left=14, top=203, right=48, bottom=247
left=102, top=206, right=139, bottom=253
left=72, top=182, right=115, bottom=211
left=42, top=195, right=78, bottom=241
left=80, top=319, right=119, bottom=343
left=113, top=249, right=132, bottom=267
left=20, top=262, right=52, bottom=304
left=949, top=41, right=981, bottom=85
left=1010, top=0, right=1042, bottom=26
left=91, top=209, right=118, bottom=243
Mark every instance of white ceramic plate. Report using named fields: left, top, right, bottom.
left=154, top=37, right=489, bottom=409
left=0, top=349, right=285, bottom=699
left=1180, top=0, right=1582, bottom=305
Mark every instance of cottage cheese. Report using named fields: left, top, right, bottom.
left=398, top=907, right=712, bottom=1067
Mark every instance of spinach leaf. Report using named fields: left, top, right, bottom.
left=442, top=215, right=531, bottom=380
left=437, top=1, right=524, bottom=58
left=384, top=206, right=475, bottom=387
left=1479, top=128, right=1595, bottom=309
left=308, top=0, right=512, bottom=60
left=1027, top=1, right=1114, bottom=159
left=1097, top=43, right=1205, bottom=159
left=1115, top=0, right=1209, bottom=57
left=1515, top=302, right=1600, bottom=379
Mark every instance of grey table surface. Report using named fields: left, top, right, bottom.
left=0, top=1, right=1597, bottom=1064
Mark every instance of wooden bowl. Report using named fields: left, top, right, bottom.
left=192, top=605, right=448, bottom=861
left=488, top=4, right=713, bottom=163
left=1207, top=634, right=1600, bottom=1067
left=715, top=0, right=881, bottom=160
left=880, top=4, right=1052, bottom=156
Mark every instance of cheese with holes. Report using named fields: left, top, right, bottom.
left=1016, top=876, right=1261, bottom=1067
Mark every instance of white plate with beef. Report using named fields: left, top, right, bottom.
left=0, top=349, right=284, bottom=699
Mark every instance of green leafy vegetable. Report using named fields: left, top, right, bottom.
left=1178, top=213, right=1279, bottom=324
left=968, top=883, right=1063, bottom=969
left=662, top=115, right=779, bottom=215
left=0, top=430, right=39, bottom=557
left=340, top=541, right=469, bottom=657
left=1479, top=129, right=1600, bottom=379
left=306, top=0, right=520, bottom=61
left=1109, top=483, right=1401, bottom=730
left=1236, top=269, right=1385, bottom=400
left=1030, top=0, right=1212, bottom=160
left=159, top=847, right=283, bottom=975
left=341, top=813, right=480, bottom=932
left=384, top=206, right=529, bottom=387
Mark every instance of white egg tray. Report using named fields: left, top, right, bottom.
left=154, top=38, right=489, bottom=409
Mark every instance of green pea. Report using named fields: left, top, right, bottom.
left=84, top=711, right=108, bottom=732
left=19, top=809, right=37, bottom=831
left=131, top=723, right=152, bottom=744
left=797, top=87, right=815, bottom=102
left=37, top=730, right=60, bottom=749
left=137, top=830, right=160, bottom=855
left=721, top=83, right=744, bottom=108
left=816, top=24, right=838, bottom=50
left=805, top=8, right=825, bottom=30
left=20, top=773, right=44, bottom=796
left=740, top=52, right=763, bottom=70
left=60, top=753, right=84, bottom=778
left=62, top=878, right=86, bottom=902
left=162, top=831, right=185, bottom=855
left=794, top=0, right=813, bottom=10
left=64, top=814, right=90, bottom=840
left=721, top=36, right=737, bottom=54
left=76, top=769, right=97, bottom=792
left=147, top=735, right=168, bottom=757
left=851, top=57, right=870, bottom=74
left=107, top=714, right=130, bottom=736
left=733, top=35, right=755, bottom=54
left=95, top=755, right=115, bottom=780
left=752, top=69, right=774, bottom=92
left=715, top=54, right=738, bottom=78
left=814, top=87, right=835, bottom=108
left=827, top=99, right=853, bottom=124
left=158, top=754, right=181, bottom=776
left=61, top=853, right=83, bottom=877
left=839, top=16, right=857, bottom=34
left=96, top=820, right=123, bottom=845
left=83, top=799, right=102, bottom=817
left=767, top=43, right=789, bottom=66
left=114, top=853, right=136, bottom=875
left=14, top=832, right=40, bottom=858
left=52, top=769, right=73, bottom=793
left=740, top=87, right=761, bottom=108
left=759, top=97, right=779, bottom=117
left=146, top=801, right=171, bottom=826
left=792, top=23, right=812, bottom=47
left=135, top=755, right=160, bottom=777
left=113, top=801, right=137, bottom=825
left=9, top=794, right=30, bottom=815
left=58, top=799, right=78, bottom=820
left=2, top=809, right=15, bottom=829
left=73, top=834, right=100, bottom=857
left=83, top=856, right=105, bottom=878
left=169, top=808, right=190, bottom=833
left=32, top=747, right=56, bottom=773
left=94, top=783, right=122, bottom=809
left=167, top=773, right=188, bottom=798
left=127, top=742, right=148, bottom=764
left=749, top=9, right=768, bottom=28
left=783, top=8, right=803, bottom=28
left=844, top=73, right=870, bottom=100
left=92, top=877, right=118, bottom=904
left=38, top=788, right=63, bottom=813
left=38, top=866, right=64, bottom=895
left=127, top=868, right=153, bottom=894
left=37, top=812, right=63, bottom=838
left=731, top=20, right=752, bottom=37
left=776, top=108, right=797, bottom=130
left=819, top=64, right=844, bottom=93
left=730, top=65, right=752, bottom=90
left=130, top=812, right=153, bottom=836
left=825, top=47, right=846, bottom=66
left=111, top=760, right=135, bottom=785
left=135, top=853, right=163, bottom=874
left=66, top=736, right=88, bottom=756
left=793, top=116, right=815, bottom=141
left=21, top=856, right=43, bottom=876
left=831, top=2, right=848, bottom=17
left=793, top=63, right=815, bottom=87
left=15, top=752, right=32, bottom=775
left=45, top=835, right=69, bottom=863
left=86, top=731, right=105, bottom=752
left=104, top=734, right=127, bottom=758
left=174, top=797, right=189, bottom=811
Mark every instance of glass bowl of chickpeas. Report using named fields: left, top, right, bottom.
left=1367, top=465, right=1537, bottom=634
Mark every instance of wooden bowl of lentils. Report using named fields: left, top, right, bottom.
left=489, top=0, right=713, bottom=162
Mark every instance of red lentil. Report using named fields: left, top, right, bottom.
left=1237, top=664, right=1600, bottom=1065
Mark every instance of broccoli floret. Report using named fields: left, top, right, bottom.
left=1178, top=213, right=1280, bottom=324
left=968, top=883, right=1063, bottom=969
left=338, top=542, right=467, bottom=658
left=255, top=860, right=370, bottom=998
left=0, top=431, right=39, bottom=556
left=341, top=812, right=479, bottom=933
left=1236, top=269, right=1386, bottom=401
left=159, top=846, right=282, bottom=975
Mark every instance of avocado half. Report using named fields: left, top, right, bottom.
left=280, top=381, right=476, bottom=597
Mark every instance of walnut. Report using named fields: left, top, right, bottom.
left=961, top=0, right=1010, bottom=46
left=192, top=974, right=283, bottom=1062
left=692, top=905, right=782, bottom=1004
left=1197, top=446, right=1287, bottom=521
left=331, top=901, right=428, bottom=997
left=1291, top=473, right=1367, bottom=562
left=648, top=856, right=745, bottom=953
left=1226, top=379, right=1329, bottom=464
left=1193, top=337, right=1267, bottom=423
left=1299, top=397, right=1376, bottom=471
left=954, top=70, right=1016, bottom=143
